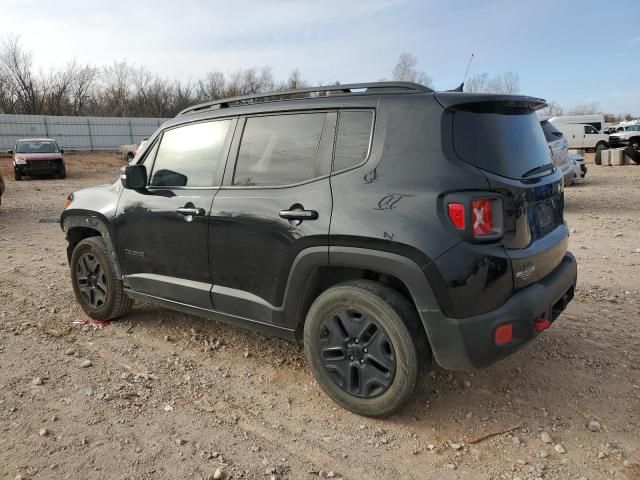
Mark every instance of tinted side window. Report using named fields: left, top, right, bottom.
left=149, top=120, right=231, bottom=187
left=584, top=125, right=597, bottom=134
left=333, top=111, right=373, bottom=171
left=233, top=113, right=326, bottom=186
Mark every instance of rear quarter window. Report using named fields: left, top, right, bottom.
left=333, top=111, right=373, bottom=171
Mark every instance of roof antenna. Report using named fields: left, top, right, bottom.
left=449, top=53, right=474, bottom=92
left=463, top=53, right=474, bottom=85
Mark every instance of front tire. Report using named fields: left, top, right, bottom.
left=14, top=169, right=22, bottom=181
left=70, top=237, right=134, bottom=320
left=304, top=280, right=427, bottom=417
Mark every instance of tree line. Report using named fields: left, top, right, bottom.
left=0, top=35, right=318, bottom=118
left=2, top=35, right=632, bottom=121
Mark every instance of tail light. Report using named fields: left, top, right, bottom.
left=445, top=193, right=503, bottom=242
left=472, top=199, right=493, bottom=236
left=447, top=203, right=465, bottom=230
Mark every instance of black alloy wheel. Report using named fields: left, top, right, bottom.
left=70, top=237, right=134, bottom=320
left=319, top=307, right=396, bottom=398
left=75, top=252, right=108, bottom=309
left=304, top=280, right=428, bottom=417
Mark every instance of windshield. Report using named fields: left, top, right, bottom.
left=453, top=110, right=551, bottom=180
left=15, top=140, right=59, bottom=154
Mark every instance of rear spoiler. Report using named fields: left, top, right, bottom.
left=435, top=92, right=547, bottom=112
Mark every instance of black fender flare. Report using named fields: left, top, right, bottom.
left=328, top=246, right=439, bottom=311
left=328, top=247, right=470, bottom=370
left=61, top=213, right=123, bottom=279
left=283, top=246, right=461, bottom=366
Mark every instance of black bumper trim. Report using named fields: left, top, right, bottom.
left=421, top=252, right=577, bottom=370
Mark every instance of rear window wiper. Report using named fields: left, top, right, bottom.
left=522, top=163, right=555, bottom=178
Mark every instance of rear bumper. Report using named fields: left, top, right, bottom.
left=422, top=252, right=577, bottom=370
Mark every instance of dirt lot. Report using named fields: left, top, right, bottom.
left=0, top=152, right=638, bottom=480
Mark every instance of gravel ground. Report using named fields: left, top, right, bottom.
left=0, top=152, right=639, bottom=480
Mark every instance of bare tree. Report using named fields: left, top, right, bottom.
left=489, top=71, right=519, bottom=94
left=69, top=64, right=98, bottom=115
left=392, top=53, right=432, bottom=87
left=465, top=73, right=489, bottom=93
left=196, top=71, right=226, bottom=100
left=567, top=102, right=599, bottom=115
left=226, top=67, right=274, bottom=97
left=286, top=68, right=307, bottom=89
left=540, top=100, right=564, bottom=118
left=0, top=34, right=43, bottom=113
left=464, top=71, right=519, bottom=94
left=99, top=60, right=136, bottom=116
left=172, top=79, right=196, bottom=113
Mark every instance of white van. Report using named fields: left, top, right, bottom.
left=549, top=114, right=605, bottom=133
left=548, top=122, right=609, bottom=163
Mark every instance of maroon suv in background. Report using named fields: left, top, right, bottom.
left=9, top=138, right=66, bottom=180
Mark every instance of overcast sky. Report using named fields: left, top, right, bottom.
left=3, top=0, right=638, bottom=113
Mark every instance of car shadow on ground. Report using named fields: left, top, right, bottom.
left=116, top=302, right=606, bottom=434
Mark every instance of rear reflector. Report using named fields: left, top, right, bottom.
left=494, top=324, right=513, bottom=345
left=472, top=199, right=493, bottom=236
left=447, top=203, right=465, bottom=230
left=533, top=317, right=551, bottom=332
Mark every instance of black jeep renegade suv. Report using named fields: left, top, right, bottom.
left=61, top=82, right=577, bottom=417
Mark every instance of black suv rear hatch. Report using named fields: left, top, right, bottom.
left=437, top=93, right=568, bottom=289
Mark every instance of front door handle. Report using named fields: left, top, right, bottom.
left=279, top=209, right=318, bottom=221
left=176, top=207, right=206, bottom=216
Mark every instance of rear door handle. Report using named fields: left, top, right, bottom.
left=176, top=207, right=205, bottom=216
left=279, top=209, right=318, bottom=220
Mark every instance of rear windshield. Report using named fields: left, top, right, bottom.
left=453, top=110, right=551, bottom=179
left=540, top=120, right=563, bottom=142
left=15, top=141, right=59, bottom=154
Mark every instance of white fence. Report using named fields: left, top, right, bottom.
left=0, top=114, right=170, bottom=151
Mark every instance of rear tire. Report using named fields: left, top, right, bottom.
left=594, top=143, right=606, bottom=165
left=70, top=237, right=134, bottom=320
left=304, top=280, right=428, bottom=417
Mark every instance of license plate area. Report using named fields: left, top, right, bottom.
left=528, top=197, right=562, bottom=240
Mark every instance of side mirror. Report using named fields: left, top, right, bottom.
left=120, top=164, right=147, bottom=189
left=7, top=149, right=13, bottom=155
left=60, top=149, right=65, bottom=154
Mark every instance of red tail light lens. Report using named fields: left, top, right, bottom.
left=472, top=199, right=493, bottom=236
left=447, top=203, right=465, bottom=230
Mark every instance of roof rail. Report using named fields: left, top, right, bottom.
left=176, top=81, right=431, bottom=117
